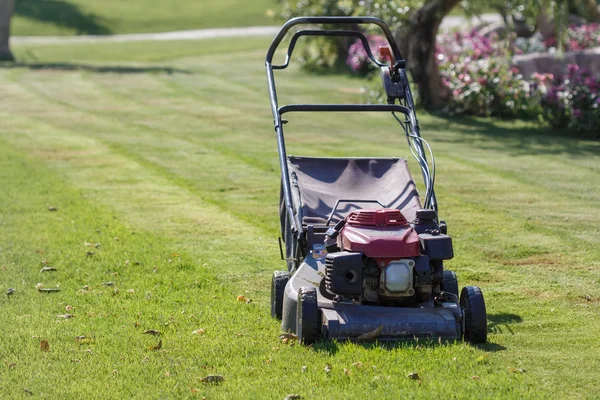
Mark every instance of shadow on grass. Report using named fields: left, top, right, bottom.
left=16, top=0, right=112, bottom=35
left=0, top=62, right=191, bottom=75
left=430, top=114, right=600, bottom=156
left=487, top=312, right=523, bottom=335
left=312, top=336, right=506, bottom=355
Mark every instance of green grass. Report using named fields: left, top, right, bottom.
left=1, top=37, right=599, bottom=399
left=12, top=0, right=278, bottom=36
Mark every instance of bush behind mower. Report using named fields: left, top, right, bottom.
left=265, top=17, right=487, bottom=344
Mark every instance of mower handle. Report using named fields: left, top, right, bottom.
left=272, top=30, right=405, bottom=71
left=265, top=16, right=403, bottom=64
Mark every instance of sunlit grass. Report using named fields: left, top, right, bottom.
left=0, top=36, right=599, bottom=398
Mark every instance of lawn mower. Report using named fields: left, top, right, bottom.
left=266, top=17, right=487, bottom=344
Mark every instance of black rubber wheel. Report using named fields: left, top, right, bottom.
left=460, top=286, right=487, bottom=343
left=441, top=270, right=459, bottom=296
left=271, top=271, right=290, bottom=319
left=296, top=287, right=320, bottom=345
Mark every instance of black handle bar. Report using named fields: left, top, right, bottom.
left=265, top=16, right=403, bottom=64
left=279, top=104, right=411, bottom=116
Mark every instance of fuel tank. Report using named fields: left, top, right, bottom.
left=338, top=209, right=420, bottom=258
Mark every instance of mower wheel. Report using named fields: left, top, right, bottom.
left=271, top=270, right=290, bottom=319
left=441, top=270, right=459, bottom=296
left=296, top=287, right=320, bottom=345
left=460, top=286, right=487, bottom=344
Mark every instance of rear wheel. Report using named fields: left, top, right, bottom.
left=271, top=271, right=289, bottom=319
left=296, top=287, right=320, bottom=345
left=441, top=270, right=459, bottom=296
left=460, top=286, right=487, bottom=343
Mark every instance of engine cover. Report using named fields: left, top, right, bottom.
left=338, top=209, right=420, bottom=258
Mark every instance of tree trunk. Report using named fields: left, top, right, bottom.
left=404, top=0, right=460, bottom=109
left=0, top=0, right=15, bottom=61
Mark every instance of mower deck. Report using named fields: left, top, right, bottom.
left=281, top=252, right=461, bottom=340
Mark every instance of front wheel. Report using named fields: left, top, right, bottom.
left=296, top=287, right=320, bottom=345
left=460, top=286, right=487, bottom=343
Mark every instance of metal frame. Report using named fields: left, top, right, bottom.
left=265, top=16, right=438, bottom=243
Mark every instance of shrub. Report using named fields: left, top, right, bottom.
left=538, top=65, right=600, bottom=133
left=515, top=23, right=600, bottom=54
left=359, top=28, right=600, bottom=135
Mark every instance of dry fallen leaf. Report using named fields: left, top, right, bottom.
left=235, top=333, right=244, bottom=337
left=352, top=362, right=363, bottom=368
left=356, top=325, right=383, bottom=340
left=475, top=354, right=490, bottom=363
left=65, top=305, right=74, bottom=312
left=142, top=330, right=161, bottom=336
left=164, top=371, right=171, bottom=377
left=8, top=363, right=16, bottom=369
left=127, top=289, right=135, bottom=294
left=279, top=333, right=298, bottom=341
left=39, top=267, right=57, bottom=273
left=112, top=369, right=118, bottom=375
left=472, top=375, right=480, bottom=380
left=236, top=295, right=247, bottom=302
left=40, top=340, right=50, bottom=352
left=344, top=368, right=352, bottom=376
left=509, top=367, right=527, bottom=374
left=200, top=375, right=225, bottom=384
left=192, top=329, right=206, bottom=335
left=406, top=372, right=420, bottom=380
left=38, top=287, right=61, bottom=293
left=150, top=340, right=162, bottom=351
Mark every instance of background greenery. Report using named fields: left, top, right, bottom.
left=11, top=0, right=278, bottom=36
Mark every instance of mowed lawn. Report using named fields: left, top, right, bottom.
left=1, top=37, right=599, bottom=399
left=12, top=0, right=278, bottom=36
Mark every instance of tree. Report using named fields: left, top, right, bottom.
left=400, top=0, right=460, bottom=108
left=0, top=0, right=15, bottom=61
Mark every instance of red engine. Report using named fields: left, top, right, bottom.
left=337, top=209, right=420, bottom=259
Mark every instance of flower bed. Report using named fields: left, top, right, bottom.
left=349, top=23, right=600, bottom=134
